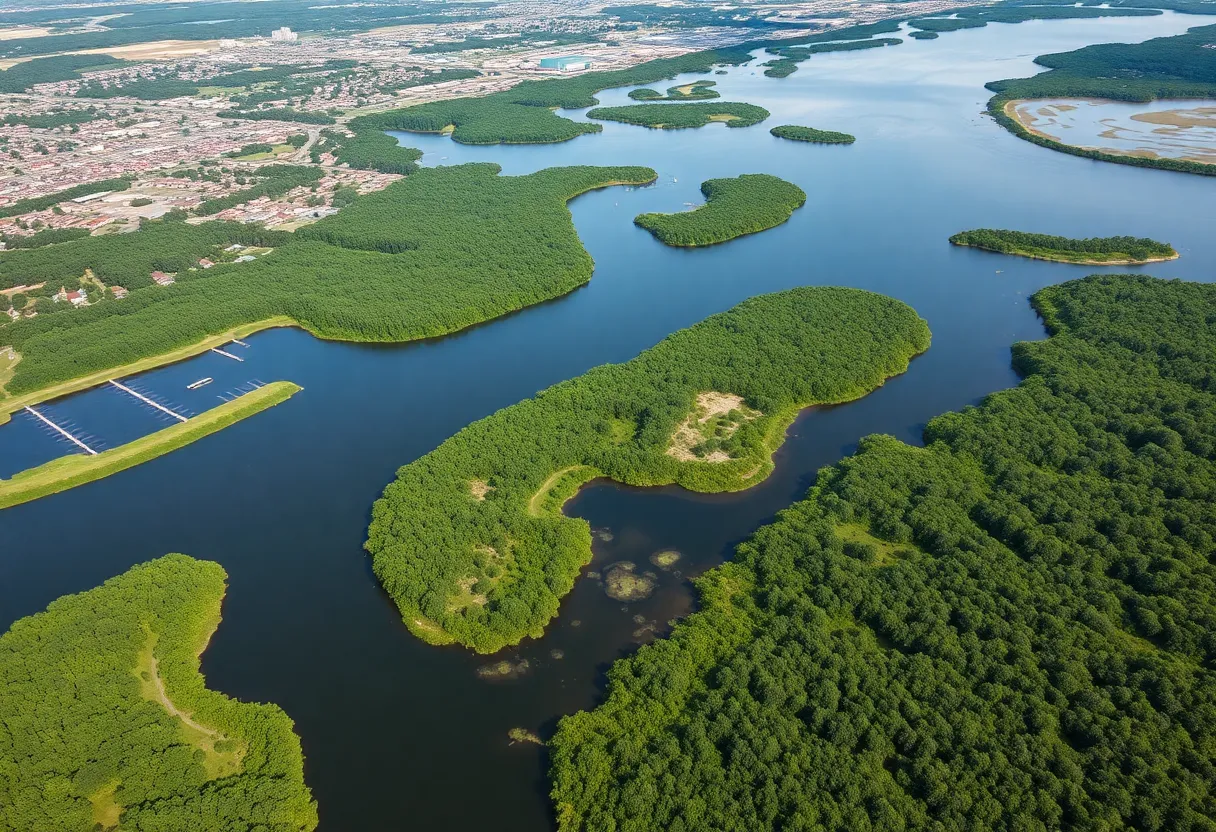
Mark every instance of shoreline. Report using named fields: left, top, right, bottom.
left=951, top=239, right=1180, bottom=265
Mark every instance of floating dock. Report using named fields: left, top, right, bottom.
left=109, top=380, right=188, bottom=423
left=211, top=347, right=244, bottom=362
left=23, top=406, right=97, bottom=455
left=187, top=377, right=214, bottom=390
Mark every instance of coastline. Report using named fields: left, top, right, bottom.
left=951, top=239, right=1180, bottom=265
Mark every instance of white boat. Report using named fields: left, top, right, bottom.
left=187, top=377, right=213, bottom=390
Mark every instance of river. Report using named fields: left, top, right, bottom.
left=1, top=11, right=1214, bottom=831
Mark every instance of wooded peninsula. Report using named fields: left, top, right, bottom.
left=950, top=228, right=1178, bottom=264
left=986, top=23, right=1216, bottom=176
left=0, top=164, right=656, bottom=399
left=0, top=555, right=317, bottom=831
left=364, top=287, right=930, bottom=653
left=634, top=174, right=806, bottom=247
left=550, top=274, right=1216, bottom=832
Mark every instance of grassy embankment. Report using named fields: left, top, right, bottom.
left=950, top=229, right=1178, bottom=264
left=0, top=317, right=294, bottom=426
left=634, top=174, right=807, bottom=247
left=365, top=287, right=931, bottom=654
left=0, top=380, right=300, bottom=509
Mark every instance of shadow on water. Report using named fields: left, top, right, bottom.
left=1, top=12, right=1214, bottom=832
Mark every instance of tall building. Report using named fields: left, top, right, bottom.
left=271, top=26, right=298, bottom=42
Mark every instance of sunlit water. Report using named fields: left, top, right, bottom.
left=1, top=12, right=1214, bottom=831
left=1011, top=96, right=1216, bottom=164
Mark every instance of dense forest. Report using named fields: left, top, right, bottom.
left=318, top=129, right=423, bottom=175
left=951, top=229, right=1178, bottom=263
left=987, top=24, right=1216, bottom=176
left=770, top=125, right=856, bottom=144
left=550, top=274, right=1216, bottom=831
left=634, top=174, right=806, bottom=247
left=629, top=80, right=719, bottom=101
left=365, top=287, right=930, bottom=653
left=0, top=163, right=655, bottom=394
left=764, top=37, right=902, bottom=76
left=0, top=178, right=130, bottom=219
left=0, top=555, right=317, bottom=830
left=587, top=102, right=770, bottom=130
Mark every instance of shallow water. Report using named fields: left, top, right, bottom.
left=1011, top=96, right=1216, bottom=164
left=1, top=12, right=1214, bottom=831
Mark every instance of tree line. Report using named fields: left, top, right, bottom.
left=550, top=274, right=1216, bottom=832
left=950, top=228, right=1177, bottom=263
left=364, top=287, right=930, bottom=654
left=0, top=555, right=317, bottom=831
left=633, top=174, right=806, bottom=247
left=0, top=178, right=131, bottom=219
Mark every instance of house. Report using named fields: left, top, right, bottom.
left=55, top=286, right=88, bottom=306
left=233, top=254, right=256, bottom=263
left=224, top=244, right=245, bottom=253
left=150, top=271, right=176, bottom=286
left=110, top=286, right=128, bottom=299
left=198, top=258, right=215, bottom=269
left=6, top=307, right=18, bottom=321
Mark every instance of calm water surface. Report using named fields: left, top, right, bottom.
left=2, top=13, right=1214, bottom=831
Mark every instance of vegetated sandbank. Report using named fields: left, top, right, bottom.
left=986, top=23, right=1216, bottom=176
left=550, top=274, right=1216, bottom=832
left=587, top=102, right=770, bottom=130
left=0, top=163, right=656, bottom=407
left=0, top=555, right=317, bottom=831
left=634, top=174, right=807, bottom=247
left=365, top=287, right=931, bottom=654
left=770, top=124, right=856, bottom=144
left=950, top=228, right=1178, bottom=264
left=0, top=381, right=300, bottom=510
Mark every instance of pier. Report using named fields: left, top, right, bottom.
left=232, top=339, right=250, bottom=347
left=211, top=347, right=244, bottom=362
left=109, top=380, right=188, bottom=423
left=23, top=406, right=97, bottom=455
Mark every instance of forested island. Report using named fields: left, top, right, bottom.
left=550, top=274, right=1216, bottom=831
left=987, top=24, right=1216, bottom=176
left=365, top=287, right=930, bottom=653
left=0, top=381, right=300, bottom=510
left=587, top=102, right=770, bottom=130
left=771, top=124, right=856, bottom=144
left=0, top=163, right=656, bottom=401
left=629, top=80, right=719, bottom=100
left=950, top=228, right=1178, bottom=264
left=0, top=555, right=317, bottom=830
left=634, top=174, right=806, bottom=247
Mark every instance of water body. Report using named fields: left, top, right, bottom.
left=1011, top=96, right=1216, bottom=164
left=2, top=12, right=1215, bottom=831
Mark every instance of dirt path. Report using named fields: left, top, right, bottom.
left=144, top=650, right=222, bottom=741
left=528, top=465, right=592, bottom=517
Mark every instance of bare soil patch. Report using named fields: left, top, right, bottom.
left=667, top=391, right=759, bottom=462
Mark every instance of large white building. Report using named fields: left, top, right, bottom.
left=271, top=27, right=298, bottom=42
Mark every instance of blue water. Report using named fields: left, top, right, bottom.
left=1, top=12, right=1213, bottom=831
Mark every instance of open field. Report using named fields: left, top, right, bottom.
left=0, top=380, right=301, bottom=509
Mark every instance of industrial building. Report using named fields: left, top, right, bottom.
left=539, top=55, right=593, bottom=72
